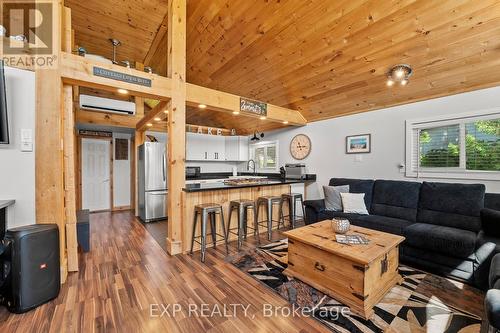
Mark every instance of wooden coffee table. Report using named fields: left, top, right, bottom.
left=282, top=220, right=405, bottom=319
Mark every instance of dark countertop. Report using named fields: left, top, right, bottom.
left=186, top=172, right=316, bottom=181
left=183, top=179, right=311, bottom=192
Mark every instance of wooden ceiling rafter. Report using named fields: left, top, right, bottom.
left=143, top=13, right=170, bottom=67
left=136, top=100, right=169, bottom=131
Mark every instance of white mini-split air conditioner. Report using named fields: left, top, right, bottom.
left=79, top=94, right=136, bottom=115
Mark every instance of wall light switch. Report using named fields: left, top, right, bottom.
left=20, top=128, right=33, bottom=152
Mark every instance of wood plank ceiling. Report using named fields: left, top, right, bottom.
left=67, top=0, right=500, bottom=130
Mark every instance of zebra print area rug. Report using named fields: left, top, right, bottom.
left=230, top=239, right=482, bottom=333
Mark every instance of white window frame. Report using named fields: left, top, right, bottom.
left=405, top=108, right=500, bottom=181
left=249, top=140, right=279, bottom=171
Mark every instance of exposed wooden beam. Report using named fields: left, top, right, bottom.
left=77, top=109, right=233, bottom=134
left=136, top=101, right=169, bottom=131
left=166, top=0, right=186, bottom=256
left=186, top=83, right=307, bottom=126
left=60, top=52, right=173, bottom=100
left=144, top=13, right=169, bottom=67
left=76, top=109, right=138, bottom=128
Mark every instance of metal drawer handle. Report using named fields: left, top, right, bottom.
left=315, top=262, right=325, bottom=272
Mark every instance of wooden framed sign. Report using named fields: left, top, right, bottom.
left=240, top=97, right=267, bottom=116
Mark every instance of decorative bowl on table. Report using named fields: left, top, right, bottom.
left=332, top=219, right=350, bottom=234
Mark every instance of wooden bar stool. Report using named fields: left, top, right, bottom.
left=190, top=203, right=228, bottom=262
left=227, top=199, right=260, bottom=250
left=279, top=193, right=306, bottom=229
left=256, top=196, right=282, bottom=241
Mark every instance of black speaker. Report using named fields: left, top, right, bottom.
left=0, top=224, right=60, bottom=313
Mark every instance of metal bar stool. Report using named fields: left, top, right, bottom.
left=227, top=199, right=260, bottom=250
left=190, top=203, right=228, bottom=262
left=256, top=196, right=282, bottom=241
left=279, top=193, right=306, bottom=229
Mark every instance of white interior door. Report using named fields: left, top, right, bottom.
left=82, top=138, right=111, bottom=212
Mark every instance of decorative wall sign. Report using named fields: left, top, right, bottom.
left=115, top=138, right=129, bottom=160
left=346, top=134, right=371, bottom=154
left=78, top=129, right=112, bottom=137
left=240, top=97, right=267, bottom=116
left=188, top=125, right=233, bottom=136
left=93, top=67, right=152, bottom=87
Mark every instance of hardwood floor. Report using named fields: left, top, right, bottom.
left=0, top=212, right=329, bottom=333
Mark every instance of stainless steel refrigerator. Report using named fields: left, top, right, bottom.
left=138, top=142, right=168, bottom=222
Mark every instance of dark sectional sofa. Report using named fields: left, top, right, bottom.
left=304, top=178, right=500, bottom=290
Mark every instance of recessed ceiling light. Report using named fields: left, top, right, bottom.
left=386, top=64, right=413, bottom=87
left=283, top=120, right=289, bottom=124
left=198, top=104, right=207, bottom=109
left=117, top=88, right=128, bottom=94
left=232, top=111, right=240, bottom=115
left=260, top=116, right=267, bottom=120
left=163, top=110, right=169, bottom=114
left=154, top=117, right=161, bottom=121
left=146, top=123, right=153, bottom=127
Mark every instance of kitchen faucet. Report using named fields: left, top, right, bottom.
left=247, top=159, right=256, bottom=175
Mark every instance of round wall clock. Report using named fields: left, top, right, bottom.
left=290, top=134, right=312, bottom=160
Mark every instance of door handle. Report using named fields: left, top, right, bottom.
left=102, top=179, right=110, bottom=183
left=162, top=153, right=166, bottom=182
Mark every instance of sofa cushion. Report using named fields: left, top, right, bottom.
left=402, top=245, right=475, bottom=281
left=417, top=182, right=485, bottom=232
left=354, top=215, right=413, bottom=236
left=404, top=223, right=476, bottom=259
left=371, top=180, right=421, bottom=222
left=482, top=208, right=500, bottom=238
left=490, top=254, right=500, bottom=289
left=485, top=193, right=500, bottom=211
left=329, top=178, right=374, bottom=212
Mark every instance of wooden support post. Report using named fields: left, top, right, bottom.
left=35, top=0, right=67, bottom=282
left=133, top=131, right=145, bottom=216
left=166, top=0, right=186, bottom=255
left=62, top=6, right=78, bottom=272
left=131, top=62, right=145, bottom=215
left=63, top=84, right=78, bottom=272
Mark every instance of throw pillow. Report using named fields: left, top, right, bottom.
left=340, top=193, right=369, bottom=215
left=323, top=185, right=349, bottom=211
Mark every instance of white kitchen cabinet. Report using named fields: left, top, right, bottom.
left=225, top=136, right=249, bottom=161
left=186, top=133, right=205, bottom=160
left=186, top=133, right=226, bottom=161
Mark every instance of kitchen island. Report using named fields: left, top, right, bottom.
left=182, top=179, right=309, bottom=253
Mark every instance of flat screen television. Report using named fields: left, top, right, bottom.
left=0, top=60, right=9, bottom=144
